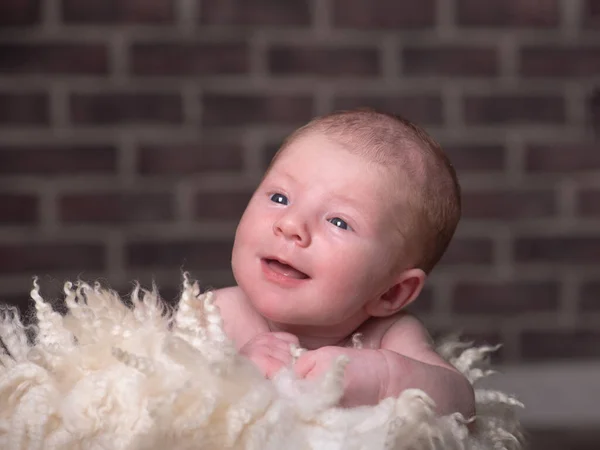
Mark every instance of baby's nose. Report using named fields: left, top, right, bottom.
left=273, top=215, right=311, bottom=247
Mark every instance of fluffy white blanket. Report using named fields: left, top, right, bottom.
left=0, top=275, right=523, bottom=450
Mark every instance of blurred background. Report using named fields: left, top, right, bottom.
left=0, top=0, right=599, bottom=448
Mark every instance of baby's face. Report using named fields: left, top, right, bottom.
left=231, top=133, right=406, bottom=334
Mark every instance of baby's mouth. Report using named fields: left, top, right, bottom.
left=263, top=258, right=310, bottom=280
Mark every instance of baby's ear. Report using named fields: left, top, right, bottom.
left=365, top=268, right=426, bottom=317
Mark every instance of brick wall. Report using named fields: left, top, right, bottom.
left=0, top=0, right=599, bottom=364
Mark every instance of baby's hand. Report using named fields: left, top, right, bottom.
left=239, top=331, right=299, bottom=378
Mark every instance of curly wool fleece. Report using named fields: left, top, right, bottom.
left=0, top=275, right=523, bottom=450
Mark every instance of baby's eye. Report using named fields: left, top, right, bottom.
left=270, top=193, right=289, bottom=205
left=328, top=217, right=351, bottom=230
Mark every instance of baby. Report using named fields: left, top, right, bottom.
left=213, top=108, right=475, bottom=419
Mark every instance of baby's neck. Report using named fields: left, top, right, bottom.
left=267, top=320, right=355, bottom=350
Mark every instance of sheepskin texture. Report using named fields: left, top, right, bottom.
left=0, top=275, right=523, bottom=450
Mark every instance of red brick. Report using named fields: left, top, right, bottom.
left=515, top=236, right=600, bottom=264
left=464, top=95, right=565, bottom=125
left=62, top=0, right=174, bottom=23
left=0, top=145, right=117, bottom=175
left=462, top=189, right=556, bottom=220
left=457, top=0, right=559, bottom=27
left=126, top=240, right=233, bottom=270
left=577, top=189, right=600, bottom=217
left=443, top=144, right=505, bottom=172
left=580, top=281, right=600, bottom=312
left=0, top=194, right=38, bottom=224
left=332, top=0, right=436, bottom=29
left=438, top=238, right=494, bottom=266
left=0, top=0, right=41, bottom=26
left=0, top=93, right=48, bottom=125
left=202, top=93, right=313, bottom=126
left=199, top=0, right=311, bottom=26
left=520, top=47, right=600, bottom=77
left=403, top=47, right=498, bottom=77
left=132, top=43, right=249, bottom=76
left=521, top=330, right=600, bottom=361
left=268, top=46, right=380, bottom=77
left=0, top=243, right=105, bottom=274
left=583, top=0, right=600, bottom=29
left=59, top=193, right=174, bottom=224
left=452, top=281, right=559, bottom=315
left=138, top=143, right=243, bottom=175
left=70, top=93, right=183, bottom=125
left=0, top=44, right=108, bottom=75
left=525, top=143, right=600, bottom=173
left=332, top=95, right=443, bottom=126
left=194, top=192, right=251, bottom=220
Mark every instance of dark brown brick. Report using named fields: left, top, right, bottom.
left=464, top=95, right=565, bottom=125
left=589, top=89, right=600, bottom=133
left=0, top=0, right=41, bottom=26
left=194, top=192, right=251, bottom=220
left=332, top=95, right=443, bottom=126
left=457, top=0, right=559, bottom=27
left=132, top=43, right=249, bottom=76
left=580, top=281, right=600, bottom=312
left=138, top=143, right=244, bottom=175
left=403, top=47, right=498, bottom=77
left=0, top=93, right=49, bottom=125
left=332, top=0, right=436, bottom=29
left=406, top=285, right=434, bottom=314
left=443, top=144, right=505, bottom=172
left=438, top=238, right=494, bottom=266
left=521, top=329, right=600, bottom=361
left=520, top=47, right=600, bottom=77
left=577, top=188, right=600, bottom=217
left=0, top=146, right=117, bottom=175
left=525, top=143, right=600, bottom=173
left=462, top=189, right=556, bottom=220
left=0, top=243, right=105, bottom=274
left=62, top=0, right=174, bottom=23
left=0, top=194, right=38, bottom=224
left=515, top=236, right=600, bottom=264
left=0, top=44, right=108, bottom=75
left=268, top=46, right=380, bottom=77
left=202, top=93, right=313, bottom=126
left=70, top=93, right=183, bottom=125
left=59, top=193, right=174, bottom=224
left=583, top=0, right=600, bottom=29
left=199, top=0, right=311, bottom=26
left=126, top=240, right=233, bottom=270
left=452, top=281, right=559, bottom=315
left=526, top=428, right=600, bottom=450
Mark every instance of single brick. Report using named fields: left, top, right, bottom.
left=0, top=243, right=105, bottom=274
left=438, top=238, right=494, bottom=266
left=132, top=43, right=249, bottom=76
left=199, top=0, right=311, bottom=26
left=452, top=281, right=559, bottom=315
left=403, top=47, right=498, bottom=77
left=0, top=0, right=41, bottom=26
left=59, top=193, right=174, bottom=224
left=70, top=93, right=183, bottom=125
left=456, top=0, right=559, bottom=27
left=461, top=189, right=556, bottom=220
left=194, top=192, right=252, bottom=220
left=138, top=143, right=244, bottom=175
left=520, top=47, right=600, bottom=77
left=577, top=189, right=600, bottom=217
left=525, top=143, right=600, bottom=173
left=332, top=95, right=443, bottom=126
left=269, top=46, right=380, bottom=77
left=332, top=0, right=436, bottom=29
left=62, top=0, right=174, bottom=23
left=464, top=95, right=565, bottom=125
left=442, top=144, right=506, bottom=172
left=0, top=145, right=117, bottom=175
left=0, top=194, right=38, bottom=224
left=583, top=0, right=600, bottom=29
left=580, top=281, right=600, bottom=312
left=521, top=330, right=600, bottom=361
left=0, top=93, right=49, bottom=125
left=126, top=240, right=233, bottom=270
left=201, top=93, right=313, bottom=126
left=0, top=44, right=108, bottom=75
left=515, top=236, right=600, bottom=264
left=406, top=285, right=434, bottom=314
